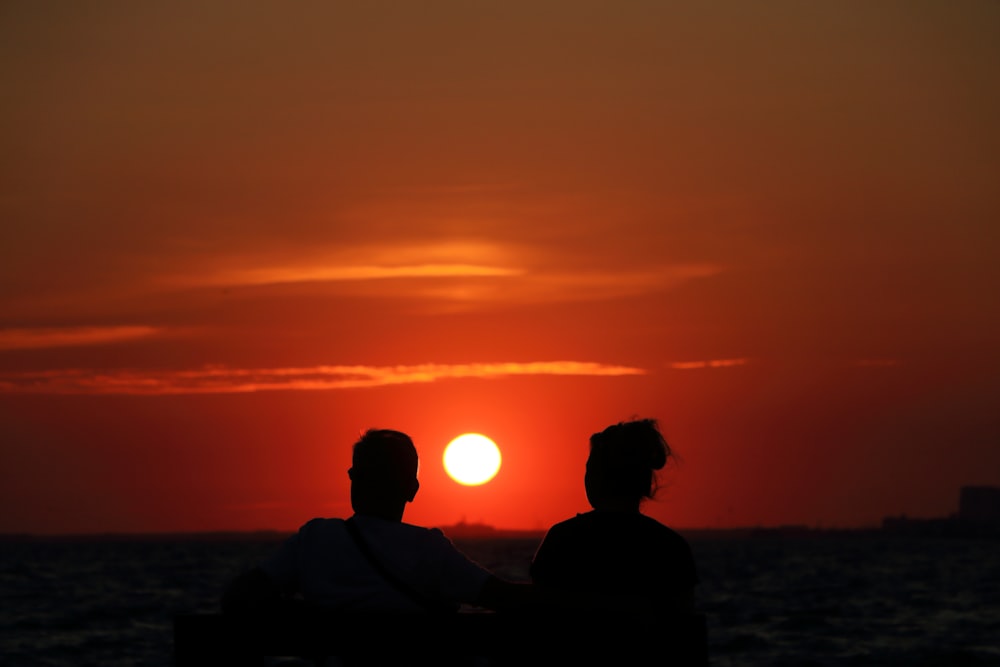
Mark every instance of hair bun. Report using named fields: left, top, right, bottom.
left=599, top=418, right=671, bottom=470
left=588, top=418, right=673, bottom=502
left=646, top=437, right=668, bottom=470
left=631, top=419, right=668, bottom=470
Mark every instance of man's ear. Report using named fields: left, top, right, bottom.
left=406, top=478, right=419, bottom=503
left=347, top=467, right=354, bottom=480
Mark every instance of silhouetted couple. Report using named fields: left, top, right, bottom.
left=223, top=420, right=699, bottom=658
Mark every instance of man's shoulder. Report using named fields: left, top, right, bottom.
left=390, top=519, right=451, bottom=543
left=299, top=517, right=346, bottom=534
left=302, top=517, right=344, bottom=526
left=285, top=518, right=343, bottom=546
left=293, top=516, right=454, bottom=553
left=352, top=516, right=451, bottom=544
left=401, top=521, right=447, bottom=537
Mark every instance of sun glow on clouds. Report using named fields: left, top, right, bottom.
left=167, top=240, right=526, bottom=289
left=0, top=326, right=159, bottom=351
left=161, top=238, right=721, bottom=307
left=203, top=263, right=523, bottom=287
left=0, top=361, right=645, bottom=395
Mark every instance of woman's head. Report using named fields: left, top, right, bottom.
left=585, top=418, right=672, bottom=511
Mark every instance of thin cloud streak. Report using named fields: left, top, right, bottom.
left=669, top=358, right=749, bottom=370
left=198, top=263, right=524, bottom=287
left=0, top=361, right=646, bottom=396
left=0, top=326, right=160, bottom=351
left=162, top=240, right=526, bottom=289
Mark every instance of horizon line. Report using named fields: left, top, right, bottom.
left=0, top=522, right=897, bottom=540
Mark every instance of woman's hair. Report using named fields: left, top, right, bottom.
left=587, top=418, right=672, bottom=502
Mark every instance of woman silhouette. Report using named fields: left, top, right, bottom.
left=530, top=418, right=698, bottom=612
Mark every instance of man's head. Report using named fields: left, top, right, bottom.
left=348, top=429, right=420, bottom=519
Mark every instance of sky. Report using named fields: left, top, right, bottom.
left=2, top=1, right=998, bottom=534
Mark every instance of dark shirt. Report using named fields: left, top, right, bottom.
left=530, top=510, right=698, bottom=605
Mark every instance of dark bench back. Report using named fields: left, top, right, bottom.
left=174, top=611, right=708, bottom=666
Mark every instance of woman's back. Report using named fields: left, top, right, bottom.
left=531, top=510, right=697, bottom=603
left=530, top=418, right=698, bottom=611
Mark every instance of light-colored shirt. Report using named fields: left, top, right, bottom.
left=261, top=515, right=492, bottom=612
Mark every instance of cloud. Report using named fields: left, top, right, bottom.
left=668, top=358, right=749, bottom=370
left=160, top=240, right=723, bottom=307
left=0, top=361, right=646, bottom=395
left=199, top=263, right=523, bottom=287
left=164, top=240, right=526, bottom=289
left=0, top=326, right=159, bottom=351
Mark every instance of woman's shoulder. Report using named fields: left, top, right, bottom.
left=535, top=512, right=596, bottom=545
left=542, top=511, right=691, bottom=552
left=545, top=511, right=599, bottom=532
left=634, top=514, right=694, bottom=546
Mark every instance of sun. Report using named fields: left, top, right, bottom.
left=443, top=433, right=502, bottom=486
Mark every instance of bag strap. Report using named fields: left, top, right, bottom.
left=344, top=517, right=454, bottom=614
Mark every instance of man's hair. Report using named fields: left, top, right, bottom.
left=351, top=429, right=418, bottom=483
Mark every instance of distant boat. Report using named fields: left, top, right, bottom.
left=437, top=520, right=543, bottom=540
left=437, top=520, right=499, bottom=538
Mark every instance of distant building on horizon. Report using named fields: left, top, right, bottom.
left=960, top=486, right=1000, bottom=524
left=882, top=485, right=1000, bottom=537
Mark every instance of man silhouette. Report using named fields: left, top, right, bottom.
left=222, top=428, right=530, bottom=613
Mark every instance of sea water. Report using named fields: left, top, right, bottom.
left=1, top=533, right=998, bottom=666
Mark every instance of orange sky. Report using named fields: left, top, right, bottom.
left=2, top=2, right=999, bottom=534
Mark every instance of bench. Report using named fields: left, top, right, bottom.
left=173, top=610, right=709, bottom=665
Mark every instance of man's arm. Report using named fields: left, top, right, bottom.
left=221, top=567, right=284, bottom=614
left=474, top=576, right=538, bottom=612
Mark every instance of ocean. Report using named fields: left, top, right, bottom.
left=1, top=532, right=998, bottom=666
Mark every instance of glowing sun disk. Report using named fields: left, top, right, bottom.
left=443, top=433, right=501, bottom=486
